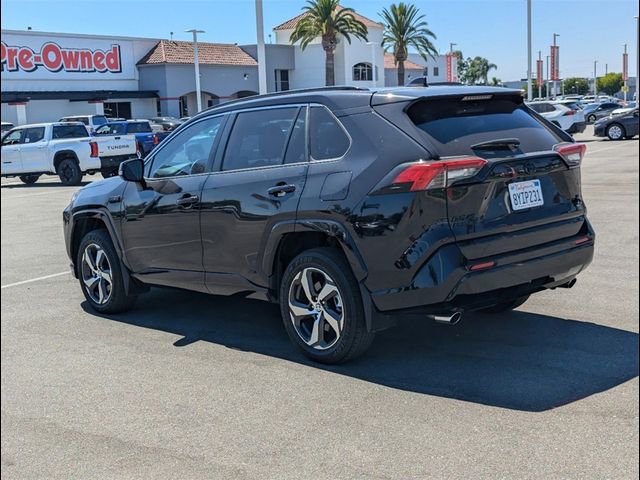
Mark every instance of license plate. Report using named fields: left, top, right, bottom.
left=508, top=180, right=544, bottom=211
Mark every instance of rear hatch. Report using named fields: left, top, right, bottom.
left=94, top=134, right=137, bottom=158
left=380, top=92, right=589, bottom=260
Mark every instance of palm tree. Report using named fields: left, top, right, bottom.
left=490, top=76, right=501, bottom=86
left=473, top=57, right=497, bottom=85
left=380, top=2, right=438, bottom=86
left=290, top=0, right=368, bottom=86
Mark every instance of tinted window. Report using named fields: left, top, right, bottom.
left=61, top=117, right=89, bottom=125
left=92, top=115, right=108, bottom=126
left=222, top=107, right=298, bottom=171
left=408, top=97, right=563, bottom=156
left=527, top=103, right=546, bottom=113
left=23, top=127, right=45, bottom=143
left=127, top=122, right=152, bottom=133
left=1, top=129, right=23, bottom=145
left=96, top=124, right=126, bottom=135
left=149, top=116, right=222, bottom=178
left=52, top=124, right=89, bottom=139
left=309, top=106, right=350, bottom=160
left=284, top=108, right=307, bottom=164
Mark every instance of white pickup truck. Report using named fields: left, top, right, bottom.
left=0, top=122, right=138, bottom=185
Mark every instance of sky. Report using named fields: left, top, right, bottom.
left=1, top=0, right=638, bottom=81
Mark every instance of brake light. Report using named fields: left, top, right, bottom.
left=563, top=109, right=576, bottom=116
left=469, top=260, right=496, bottom=271
left=390, top=158, right=487, bottom=192
left=89, top=141, right=99, bottom=158
left=554, top=142, right=586, bottom=168
left=153, top=134, right=159, bottom=145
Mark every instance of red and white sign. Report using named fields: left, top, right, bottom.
left=536, top=59, right=543, bottom=85
left=1, top=41, right=122, bottom=74
left=622, top=52, right=628, bottom=81
left=445, top=53, right=454, bottom=82
left=550, top=45, right=560, bottom=81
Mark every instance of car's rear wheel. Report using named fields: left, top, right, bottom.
left=57, top=158, right=83, bottom=186
left=479, top=295, right=530, bottom=314
left=19, top=174, right=40, bottom=185
left=588, top=114, right=597, bottom=123
left=605, top=123, right=625, bottom=140
left=77, top=229, right=136, bottom=314
left=280, top=248, right=374, bottom=364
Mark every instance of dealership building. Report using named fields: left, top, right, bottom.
left=1, top=9, right=456, bottom=125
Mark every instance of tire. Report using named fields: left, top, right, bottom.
left=479, top=295, right=530, bottom=314
left=279, top=247, right=375, bottom=364
left=77, top=229, right=137, bottom=314
left=588, top=114, right=597, bottom=123
left=606, top=123, right=625, bottom=141
left=19, top=174, right=40, bottom=185
left=57, top=157, right=83, bottom=186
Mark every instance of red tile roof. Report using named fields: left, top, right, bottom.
left=137, top=40, right=257, bottom=66
left=274, top=5, right=383, bottom=31
left=384, top=53, right=424, bottom=70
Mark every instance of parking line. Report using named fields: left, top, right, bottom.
left=1, top=271, right=70, bottom=289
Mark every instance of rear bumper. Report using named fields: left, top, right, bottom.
left=369, top=221, right=595, bottom=313
left=100, top=154, right=137, bottom=171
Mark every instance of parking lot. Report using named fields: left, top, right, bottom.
left=1, top=129, right=638, bottom=479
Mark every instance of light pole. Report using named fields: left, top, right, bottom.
left=255, top=0, right=267, bottom=94
left=593, top=60, right=598, bottom=96
left=538, top=50, right=542, bottom=99
left=526, top=0, right=532, bottom=101
left=635, top=16, right=639, bottom=102
left=546, top=55, right=550, bottom=100
left=450, top=42, right=457, bottom=53
left=623, top=43, right=628, bottom=103
left=186, top=29, right=205, bottom=113
left=366, top=42, right=377, bottom=86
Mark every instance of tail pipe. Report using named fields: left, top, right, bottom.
left=558, top=278, right=577, bottom=289
left=429, top=311, right=463, bottom=325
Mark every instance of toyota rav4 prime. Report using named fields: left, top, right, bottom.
left=64, top=86, right=595, bottom=364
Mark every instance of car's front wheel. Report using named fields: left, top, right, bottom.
left=19, top=174, right=40, bottom=185
left=606, top=123, right=625, bottom=141
left=588, top=114, right=597, bottom=123
left=77, top=229, right=136, bottom=314
left=280, top=248, right=374, bottom=364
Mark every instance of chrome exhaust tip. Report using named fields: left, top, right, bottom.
left=558, top=279, right=577, bottom=289
left=431, top=311, right=463, bottom=325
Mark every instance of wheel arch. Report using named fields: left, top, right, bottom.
left=53, top=150, right=80, bottom=172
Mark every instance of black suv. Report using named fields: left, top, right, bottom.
left=64, top=86, right=595, bottom=364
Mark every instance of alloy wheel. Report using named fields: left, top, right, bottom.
left=288, top=267, right=344, bottom=350
left=608, top=125, right=623, bottom=140
left=80, top=243, right=113, bottom=305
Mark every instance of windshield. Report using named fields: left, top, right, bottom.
left=127, top=122, right=152, bottom=133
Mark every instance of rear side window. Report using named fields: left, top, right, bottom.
left=23, top=127, right=45, bottom=143
left=52, top=125, right=89, bottom=139
left=222, top=107, right=299, bottom=171
left=309, top=106, right=350, bottom=160
left=407, top=97, right=563, bottom=157
left=127, top=122, right=152, bottom=133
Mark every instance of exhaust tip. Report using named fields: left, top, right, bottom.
left=432, top=311, right=463, bottom=325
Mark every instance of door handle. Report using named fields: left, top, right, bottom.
left=267, top=184, right=296, bottom=197
left=176, top=195, right=200, bottom=208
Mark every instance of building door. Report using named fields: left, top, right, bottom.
left=104, top=102, right=132, bottom=119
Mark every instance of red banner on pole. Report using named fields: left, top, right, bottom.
left=536, top=59, right=543, bottom=85
left=549, top=45, right=560, bottom=81
left=623, top=52, right=628, bottom=81
left=446, top=54, right=453, bottom=82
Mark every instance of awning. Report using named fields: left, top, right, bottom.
left=1, top=90, right=159, bottom=103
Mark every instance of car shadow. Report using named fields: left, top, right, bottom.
left=82, top=288, right=639, bottom=412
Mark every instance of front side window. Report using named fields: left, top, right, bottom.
left=353, top=62, right=373, bottom=81
left=23, top=127, right=45, bottom=143
left=309, top=106, right=350, bottom=160
left=222, top=107, right=299, bottom=171
left=1, top=129, right=23, bottom=146
left=52, top=125, right=89, bottom=139
left=148, top=116, right=223, bottom=178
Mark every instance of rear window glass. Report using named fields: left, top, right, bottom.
left=92, top=115, right=108, bottom=125
left=407, top=98, right=562, bottom=157
left=61, top=117, right=89, bottom=125
left=52, top=125, right=88, bottom=139
left=127, top=122, right=152, bottom=133
left=309, top=106, right=350, bottom=160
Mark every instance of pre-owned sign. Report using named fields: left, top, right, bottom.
left=1, top=42, right=122, bottom=73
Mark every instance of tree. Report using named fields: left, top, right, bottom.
left=596, top=72, right=623, bottom=96
left=290, top=0, right=368, bottom=86
left=380, top=2, right=438, bottom=86
left=490, top=77, right=502, bottom=87
left=524, top=80, right=547, bottom=98
left=471, top=57, right=497, bottom=85
left=564, top=77, right=590, bottom=96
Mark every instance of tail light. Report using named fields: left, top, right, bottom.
left=381, top=157, right=487, bottom=193
left=153, top=134, right=159, bottom=145
left=554, top=142, right=586, bottom=168
left=89, top=141, right=99, bottom=158
left=563, top=109, right=576, bottom=116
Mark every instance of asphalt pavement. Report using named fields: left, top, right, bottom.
left=1, top=129, right=638, bottom=479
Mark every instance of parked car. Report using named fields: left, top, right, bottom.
left=611, top=102, right=637, bottom=116
left=59, top=114, right=109, bottom=134
left=527, top=101, right=586, bottom=133
left=1, top=121, right=15, bottom=137
left=1, top=122, right=137, bottom=185
left=64, top=86, right=594, bottom=363
left=149, top=116, right=183, bottom=132
left=95, top=120, right=159, bottom=157
left=593, top=108, right=639, bottom=140
left=179, top=116, right=191, bottom=122
left=584, top=102, right=622, bottom=123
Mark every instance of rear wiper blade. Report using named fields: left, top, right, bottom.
left=471, top=138, right=521, bottom=150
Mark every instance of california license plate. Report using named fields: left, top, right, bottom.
left=508, top=179, right=544, bottom=211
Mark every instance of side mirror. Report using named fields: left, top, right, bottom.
left=119, top=158, right=144, bottom=183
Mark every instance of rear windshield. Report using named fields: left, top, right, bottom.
left=127, top=122, right=152, bottom=133
left=407, top=97, right=562, bottom=157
